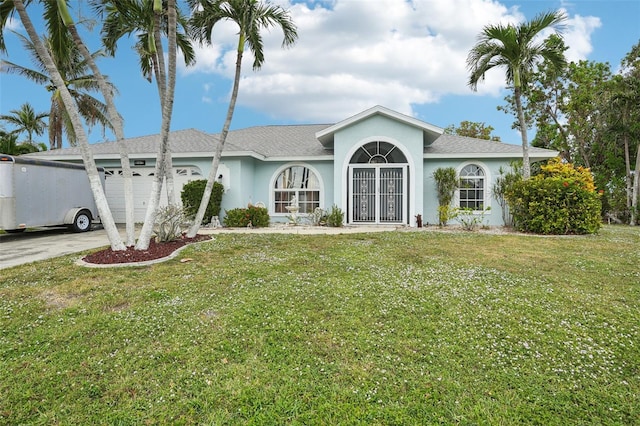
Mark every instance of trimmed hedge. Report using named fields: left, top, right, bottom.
left=223, top=205, right=270, bottom=228
left=180, top=180, right=224, bottom=225
left=505, top=159, right=602, bottom=235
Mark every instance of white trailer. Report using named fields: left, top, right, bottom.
left=0, top=154, right=104, bottom=233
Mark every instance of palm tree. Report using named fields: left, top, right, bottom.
left=97, top=0, right=195, bottom=94
left=54, top=0, right=137, bottom=246
left=0, top=102, right=48, bottom=145
left=185, top=0, right=298, bottom=237
left=97, top=0, right=196, bottom=225
left=8, top=0, right=126, bottom=251
left=1, top=31, right=115, bottom=150
left=135, top=0, right=180, bottom=250
left=467, top=10, right=567, bottom=179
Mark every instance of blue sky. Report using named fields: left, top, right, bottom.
left=1, top=0, right=639, bottom=147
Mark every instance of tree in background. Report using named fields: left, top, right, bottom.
left=520, top=39, right=640, bottom=224
left=0, top=102, right=48, bottom=146
left=444, top=121, right=501, bottom=141
left=186, top=0, right=298, bottom=237
left=617, top=42, right=640, bottom=225
left=1, top=31, right=114, bottom=150
left=467, top=10, right=567, bottom=179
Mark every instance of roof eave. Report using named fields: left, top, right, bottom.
left=424, top=151, right=559, bottom=159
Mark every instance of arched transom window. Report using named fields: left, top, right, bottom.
left=350, top=141, right=407, bottom=164
left=273, top=165, right=321, bottom=214
left=459, top=164, right=485, bottom=210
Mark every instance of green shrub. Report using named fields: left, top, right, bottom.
left=180, top=180, right=224, bottom=225
left=492, top=162, right=522, bottom=227
left=326, top=205, right=344, bottom=227
left=505, top=159, right=602, bottom=235
left=223, top=205, right=270, bottom=228
left=433, top=167, right=458, bottom=226
left=455, top=207, right=491, bottom=231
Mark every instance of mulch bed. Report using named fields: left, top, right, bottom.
left=82, top=234, right=212, bottom=265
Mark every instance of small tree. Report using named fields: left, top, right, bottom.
left=433, top=167, right=458, bottom=226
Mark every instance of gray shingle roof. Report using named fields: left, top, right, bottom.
left=226, top=124, right=332, bottom=157
left=27, top=123, right=556, bottom=160
left=427, top=134, right=556, bottom=157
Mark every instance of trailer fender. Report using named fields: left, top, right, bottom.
left=64, top=208, right=93, bottom=232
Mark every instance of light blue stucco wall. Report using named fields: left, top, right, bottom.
left=249, top=160, right=334, bottom=224
left=422, top=157, right=519, bottom=227
left=332, top=114, right=425, bottom=225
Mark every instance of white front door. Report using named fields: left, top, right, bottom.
left=349, top=165, right=407, bottom=224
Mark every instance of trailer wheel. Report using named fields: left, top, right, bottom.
left=71, top=211, right=92, bottom=232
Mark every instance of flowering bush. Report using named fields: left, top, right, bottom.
left=506, top=159, right=602, bottom=234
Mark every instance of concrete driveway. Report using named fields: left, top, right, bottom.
left=0, top=226, right=113, bottom=270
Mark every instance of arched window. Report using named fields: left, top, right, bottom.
left=459, top=164, right=485, bottom=210
left=273, top=165, right=321, bottom=214
left=350, top=141, right=407, bottom=164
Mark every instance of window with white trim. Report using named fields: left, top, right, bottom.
left=273, top=165, right=320, bottom=214
left=459, top=164, right=485, bottom=210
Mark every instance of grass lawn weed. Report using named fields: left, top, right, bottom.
left=1, top=226, right=638, bottom=424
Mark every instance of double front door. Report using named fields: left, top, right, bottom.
left=349, top=165, right=407, bottom=224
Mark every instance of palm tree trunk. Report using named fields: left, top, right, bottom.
left=631, top=141, right=640, bottom=226
left=14, top=0, right=125, bottom=251
left=48, top=103, right=56, bottom=150
left=61, top=15, right=136, bottom=246
left=152, top=0, right=176, bottom=206
left=136, top=0, right=178, bottom=250
left=623, top=134, right=632, bottom=210
left=187, top=43, right=244, bottom=238
left=514, top=86, right=531, bottom=179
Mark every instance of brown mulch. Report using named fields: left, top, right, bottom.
left=82, top=234, right=212, bottom=265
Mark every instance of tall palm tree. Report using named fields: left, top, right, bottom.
left=185, top=0, right=298, bottom=237
left=0, top=102, right=48, bottom=145
left=135, top=0, right=180, bottom=250
left=9, top=0, right=125, bottom=250
left=98, top=0, right=195, bottom=93
left=1, top=31, right=115, bottom=149
left=97, top=0, right=196, bottom=211
left=54, top=0, right=137, bottom=246
left=467, top=10, right=567, bottom=179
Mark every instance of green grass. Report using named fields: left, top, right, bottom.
left=1, top=226, right=638, bottom=425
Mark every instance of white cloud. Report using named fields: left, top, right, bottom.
left=5, top=16, right=21, bottom=31
left=185, top=0, right=597, bottom=123
left=563, top=14, right=601, bottom=62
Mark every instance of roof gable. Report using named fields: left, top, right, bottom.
left=315, top=105, right=443, bottom=147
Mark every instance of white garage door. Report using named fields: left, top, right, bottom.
left=104, top=166, right=202, bottom=223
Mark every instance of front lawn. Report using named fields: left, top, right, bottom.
left=1, top=226, right=638, bottom=424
